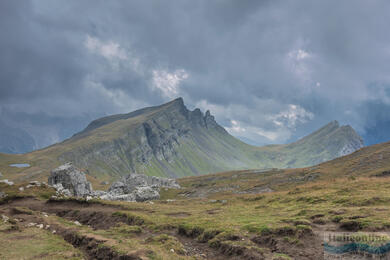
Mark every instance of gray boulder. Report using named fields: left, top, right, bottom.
left=110, top=173, right=180, bottom=193
left=105, top=173, right=179, bottom=202
left=0, top=191, right=6, bottom=199
left=91, top=190, right=107, bottom=197
left=108, top=181, right=128, bottom=195
left=52, top=183, right=72, bottom=197
left=0, top=179, right=13, bottom=186
left=100, top=193, right=136, bottom=202
left=134, top=185, right=160, bottom=201
left=48, top=163, right=92, bottom=197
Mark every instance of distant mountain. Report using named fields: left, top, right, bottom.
left=0, top=120, right=35, bottom=154
left=282, top=120, right=364, bottom=166
left=0, top=98, right=364, bottom=182
left=305, top=138, right=390, bottom=179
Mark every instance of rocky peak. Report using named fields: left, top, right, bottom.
left=169, top=97, right=185, bottom=107
left=290, top=120, right=364, bottom=161
left=337, top=125, right=364, bottom=156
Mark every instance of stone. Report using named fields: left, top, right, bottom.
left=52, top=183, right=72, bottom=197
left=108, top=181, right=128, bottom=195
left=48, top=163, right=92, bottom=197
left=1, top=215, right=9, bottom=223
left=100, top=181, right=109, bottom=185
left=0, top=179, right=14, bottom=186
left=0, top=172, right=2, bottom=178
left=0, top=191, right=6, bottom=199
left=109, top=173, right=180, bottom=194
left=29, top=181, right=41, bottom=186
left=133, top=185, right=160, bottom=202
left=19, top=187, right=24, bottom=192
left=91, top=190, right=107, bottom=197
left=105, top=173, right=179, bottom=202
left=100, top=193, right=136, bottom=202
left=74, top=221, right=82, bottom=226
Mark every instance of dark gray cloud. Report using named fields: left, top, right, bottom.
left=1, top=0, right=390, bottom=149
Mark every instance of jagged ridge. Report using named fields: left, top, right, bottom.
left=0, top=98, right=364, bottom=182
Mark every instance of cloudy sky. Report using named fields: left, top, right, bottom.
left=1, top=0, right=390, bottom=150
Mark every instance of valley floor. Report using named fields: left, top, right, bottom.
left=2, top=167, right=390, bottom=259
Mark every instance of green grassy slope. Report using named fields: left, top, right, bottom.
left=0, top=98, right=364, bottom=183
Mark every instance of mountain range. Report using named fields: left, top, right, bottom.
left=0, top=98, right=363, bottom=182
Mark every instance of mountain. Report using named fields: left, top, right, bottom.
left=0, top=98, right=363, bottom=183
left=307, top=139, right=390, bottom=178
left=280, top=120, right=364, bottom=166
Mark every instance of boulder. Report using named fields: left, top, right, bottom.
left=0, top=179, right=14, bottom=186
left=134, top=185, right=160, bottom=202
left=48, top=163, right=92, bottom=197
left=110, top=174, right=148, bottom=193
left=111, top=173, right=180, bottom=193
left=91, top=190, right=107, bottom=197
left=108, top=181, right=128, bottom=195
left=47, top=164, right=178, bottom=202
left=105, top=173, right=179, bottom=202
left=0, top=191, right=6, bottom=199
left=52, top=183, right=72, bottom=197
left=100, top=193, right=136, bottom=202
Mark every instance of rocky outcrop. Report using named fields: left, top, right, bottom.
left=48, top=163, right=92, bottom=197
left=109, top=173, right=180, bottom=193
left=104, top=173, right=180, bottom=202
left=337, top=127, right=364, bottom=156
left=48, top=163, right=180, bottom=202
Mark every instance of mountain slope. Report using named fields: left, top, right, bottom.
left=0, top=98, right=363, bottom=182
left=308, top=139, right=390, bottom=178
left=274, top=120, right=364, bottom=167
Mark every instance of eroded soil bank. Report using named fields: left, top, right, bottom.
left=0, top=197, right=325, bottom=259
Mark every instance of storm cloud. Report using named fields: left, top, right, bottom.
left=1, top=0, right=390, bottom=148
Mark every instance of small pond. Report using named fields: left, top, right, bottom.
left=9, top=163, right=30, bottom=168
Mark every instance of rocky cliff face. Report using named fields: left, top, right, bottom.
left=57, top=98, right=230, bottom=178
left=336, top=126, right=364, bottom=157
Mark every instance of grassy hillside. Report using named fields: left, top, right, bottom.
left=1, top=140, right=390, bottom=259
left=0, top=98, right=363, bottom=184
